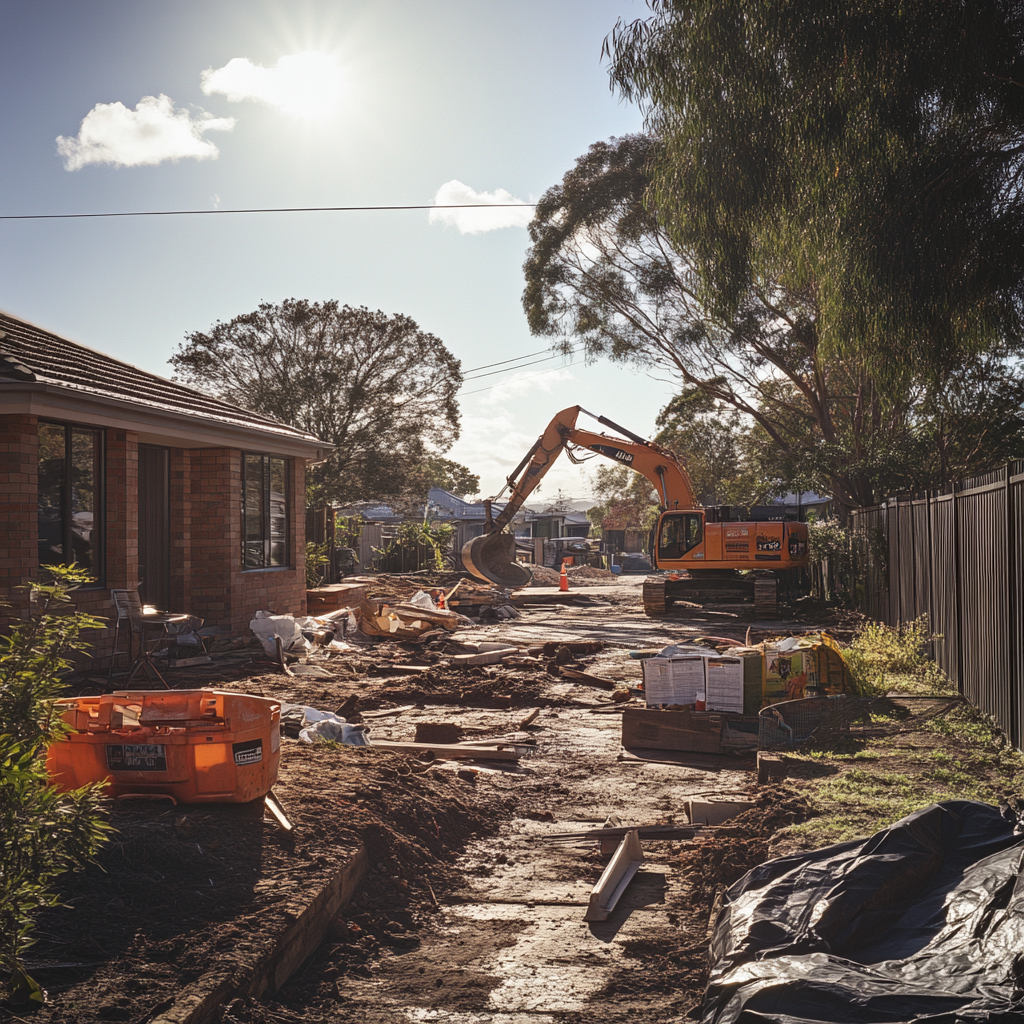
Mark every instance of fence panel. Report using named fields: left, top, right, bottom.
left=929, top=494, right=960, bottom=689
left=850, top=463, right=1024, bottom=747
left=911, top=498, right=931, bottom=623
left=956, top=484, right=1010, bottom=732
left=1011, top=475, right=1024, bottom=747
left=895, top=501, right=917, bottom=624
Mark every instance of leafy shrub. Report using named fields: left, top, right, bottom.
left=305, top=541, right=329, bottom=588
left=0, top=566, right=112, bottom=1005
left=844, top=614, right=952, bottom=695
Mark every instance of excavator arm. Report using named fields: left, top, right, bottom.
left=463, top=406, right=699, bottom=586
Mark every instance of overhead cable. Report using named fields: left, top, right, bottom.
left=461, top=347, right=582, bottom=382
left=0, top=202, right=539, bottom=221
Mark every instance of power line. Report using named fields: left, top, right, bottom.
left=460, top=346, right=552, bottom=375
left=0, top=202, right=539, bottom=221
left=461, top=347, right=582, bottom=382
left=460, top=357, right=582, bottom=396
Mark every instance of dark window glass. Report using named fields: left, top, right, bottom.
left=657, top=512, right=702, bottom=560
left=241, top=454, right=290, bottom=569
left=37, top=422, right=103, bottom=577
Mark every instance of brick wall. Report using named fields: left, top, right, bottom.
left=1, top=414, right=308, bottom=662
left=176, top=448, right=306, bottom=633
left=0, top=414, right=38, bottom=606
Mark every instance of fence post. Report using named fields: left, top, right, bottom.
left=952, top=479, right=965, bottom=694
left=1006, top=463, right=1019, bottom=747
left=926, top=489, right=935, bottom=662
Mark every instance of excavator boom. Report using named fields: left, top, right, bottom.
left=463, top=406, right=697, bottom=586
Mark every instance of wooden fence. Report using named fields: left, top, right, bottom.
left=849, top=460, right=1024, bottom=747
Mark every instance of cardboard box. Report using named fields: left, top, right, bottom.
left=705, top=656, right=744, bottom=713
left=642, top=655, right=706, bottom=707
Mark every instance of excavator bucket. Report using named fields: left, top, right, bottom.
left=461, top=531, right=532, bottom=588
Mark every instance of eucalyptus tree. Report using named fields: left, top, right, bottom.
left=604, top=0, right=1024, bottom=380
left=523, top=136, right=1024, bottom=510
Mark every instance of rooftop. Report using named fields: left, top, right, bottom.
left=0, top=309, right=320, bottom=446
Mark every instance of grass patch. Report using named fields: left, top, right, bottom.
left=773, top=616, right=1024, bottom=850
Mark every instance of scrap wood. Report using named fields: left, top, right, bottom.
left=449, top=645, right=518, bottom=666
left=583, top=829, right=644, bottom=922
left=539, top=824, right=700, bottom=844
left=360, top=704, right=417, bottom=719
left=385, top=664, right=432, bottom=676
left=518, top=708, right=542, bottom=729
left=263, top=791, right=293, bottom=832
left=391, top=603, right=460, bottom=630
left=559, top=667, right=617, bottom=690
left=368, top=739, right=519, bottom=762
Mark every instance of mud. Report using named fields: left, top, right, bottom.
left=22, top=576, right=828, bottom=1024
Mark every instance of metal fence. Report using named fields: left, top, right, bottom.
left=849, top=460, right=1024, bottom=747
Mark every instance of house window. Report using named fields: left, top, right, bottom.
left=37, top=422, right=104, bottom=578
left=242, top=454, right=289, bottom=569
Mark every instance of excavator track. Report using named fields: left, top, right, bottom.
left=642, top=576, right=669, bottom=617
left=753, top=576, right=778, bottom=618
left=641, top=573, right=779, bottom=618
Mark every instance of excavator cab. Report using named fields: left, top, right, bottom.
left=656, top=512, right=704, bottom=561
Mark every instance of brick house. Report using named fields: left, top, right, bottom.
left=0, top=310, right=329, bottom=646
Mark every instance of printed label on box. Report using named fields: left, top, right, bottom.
left=233, top=738, right=263, bottom=765
left=106, top=743, right=167, bottom=772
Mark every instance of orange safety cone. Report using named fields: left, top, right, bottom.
left=559, top=561, right=569, bottom=591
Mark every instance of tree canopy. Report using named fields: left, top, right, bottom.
left=523, top=135, right=1024, bottom=510
left=172, top=299, right=477, bottom=506
left=605, top=0, right=1024, bottom=380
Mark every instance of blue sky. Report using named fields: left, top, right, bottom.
left=0, top=0, right=677, bottom=498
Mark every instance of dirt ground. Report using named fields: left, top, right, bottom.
left=16, top=576, right=836, bottom=1024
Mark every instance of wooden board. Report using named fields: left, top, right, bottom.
left=368, top=740, right=519, bottom=762
left=306, top=582, right=369, bottom=612
left=621, top=707, right=724, bottom=754
left=448, top=646, right=518, bottom=666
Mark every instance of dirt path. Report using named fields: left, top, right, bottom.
left=235, top=588, right=795, bottom=1024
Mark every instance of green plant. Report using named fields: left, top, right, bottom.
left=843, top=615, right=953, bottom=696
left=417, top=516, right=454, bottom=571
left=0, top=566, right=112, bottom=1005
left=305, top=541, right=329, bottom=588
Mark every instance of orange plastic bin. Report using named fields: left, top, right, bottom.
left=47, top=689, right=281, bottom=804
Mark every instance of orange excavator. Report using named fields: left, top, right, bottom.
left=461, top=406, right=809, bottom=617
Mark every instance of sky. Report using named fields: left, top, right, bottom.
left=0, top=0, right=678, bottom=501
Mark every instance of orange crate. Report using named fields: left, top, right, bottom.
left=46, top=689, right=281, bottom=804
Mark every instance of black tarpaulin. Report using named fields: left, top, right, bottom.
left=703, top=801, right=1024, bottom=1024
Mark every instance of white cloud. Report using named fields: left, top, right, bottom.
left=57, top=95, right=235, bottom=170
left=429, top=180, right=533, bottom=234
left=201, top=52, right=344, bottom=118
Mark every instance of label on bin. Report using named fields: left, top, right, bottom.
left=106, top=743, right=167, bottom=772
left=233, top=738, right=263, bottom=765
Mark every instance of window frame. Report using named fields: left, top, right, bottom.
left=37, top=420, right=106, bottom=586
left=657, top=511, right=703, bottom=560
left=241, top=453, right=291, bottom=570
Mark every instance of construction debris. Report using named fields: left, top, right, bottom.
left=583, top=829, right=645, bottom=922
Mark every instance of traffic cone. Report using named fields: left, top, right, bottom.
left=559, top=561, right=569, bottom=591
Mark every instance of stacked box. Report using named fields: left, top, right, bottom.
left=642, top=655, right=706, bottom=707
left=765, top=644, right=819, bottom=702
left=704, top=656, right=744, bottom=713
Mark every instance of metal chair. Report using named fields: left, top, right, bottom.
left=107, top=587, right=139, bottom=686
left=120, top=589, right=188, bottom=689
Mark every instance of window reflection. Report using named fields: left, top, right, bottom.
left=38, top=422, right=102, bottom=573
left=242, top=453, right=290, bottom=569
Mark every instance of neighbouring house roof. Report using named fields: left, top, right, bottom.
left=0, top=310, right=328, bottom=458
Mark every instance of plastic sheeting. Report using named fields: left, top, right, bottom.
left=704, top=801, right=1024, bottom=1024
